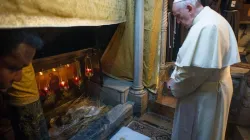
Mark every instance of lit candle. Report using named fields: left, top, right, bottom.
left=60, top=81, right=66, bottom=87
left=44, top=87, right=49, bottom=92
left=66, top=64, right=70, bottom=68
left=86, top=68, right=92, bottom=73
left=52, top=68, right=56, bottom=72
left=74, top=76, right=79, bottom=81
left=39, top=72, right=43, bottom=76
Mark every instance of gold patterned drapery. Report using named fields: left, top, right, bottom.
left=0, top=0, right=126, bottom=27
left=101, top=0, right=163, bottom=91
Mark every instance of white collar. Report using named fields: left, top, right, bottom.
left=192, top=6, right=210, bottom=26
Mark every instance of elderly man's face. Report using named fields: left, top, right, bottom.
left=0, top=44, right=36, bottom=92
left=172, top=3, right=194, bottom=28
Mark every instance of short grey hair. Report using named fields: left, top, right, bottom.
left=174, top=0, right=201, bottom=8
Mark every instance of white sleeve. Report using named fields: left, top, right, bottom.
left=168, top=66, right=215, bottom=98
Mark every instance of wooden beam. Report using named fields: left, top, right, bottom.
left=32, top=49, right=93, bottom=72
left=240, top=21, right=250, bottom=24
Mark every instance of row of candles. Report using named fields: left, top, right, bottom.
left=37, top=64, right=78, bottom=94
left=37, top=57, right=94, bottom=95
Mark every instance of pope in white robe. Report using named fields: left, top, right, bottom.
left=168, top=0, right=240, bottom=140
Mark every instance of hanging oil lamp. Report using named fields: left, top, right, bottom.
left=85, top=55, right=93, bottom=80
left=57, top=65, right=67, bottom=90
left=74, top=76, right=80, bottom=83
left=59, top=80, right=66, bottom=87
left=38, top=69, right=51, bottom=96
left=44, top=86, right=49, bottom=93
left=44, top=79, right=50, bottom=95
left=73, top=60, right=82, bottom=87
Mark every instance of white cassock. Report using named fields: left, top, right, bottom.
left=168, top=6, right=241, bottom=140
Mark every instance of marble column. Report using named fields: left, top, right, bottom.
left=128, top=0, right=148, bottom=116
left=131, top=0, right=144, bottom=92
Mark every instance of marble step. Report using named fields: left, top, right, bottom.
left=139, top=112, right=173, bottom=134
left=148, top=101, right=175, bottom=120
left=88, top=75, right=132, bottom=106
left=156, top=95, right=177, bottom=109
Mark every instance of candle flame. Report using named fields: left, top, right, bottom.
left=44, top=87, right=49, bottom=92
left=86, top=68, right=92, bottom=72
left=60, top=81, right=65, bottom=86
